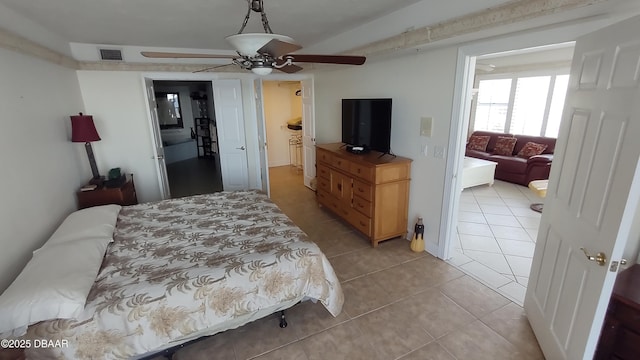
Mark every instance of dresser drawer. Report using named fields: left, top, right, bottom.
left=353, top=196, right=372, bottom=217
left=349, top=208, right=371, bottom=236
left=612, top=301, right=640, bottom=333
left=353, top=179, right=373, bottom=202
left=317, top=149, right=333, bottom=164
left=350, top=162, right=374, bottom=182
left=317, top=164, right=330, bottom=180
left=317, top=189, right=330, bottom=206
left=317, top=176, right=331, bottom=194
left=332, top=156, right=351, bottom=172
left=612, top=327, right=640, bottom=359
left=318, top=188, right=340, bottom=212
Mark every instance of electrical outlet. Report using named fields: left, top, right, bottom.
left=434, top=146, right=445, bottom=159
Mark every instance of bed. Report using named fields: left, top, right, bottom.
left=0, top=190, right=343, bottom=359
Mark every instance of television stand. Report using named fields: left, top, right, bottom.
left=316, top=143, right=412, bottom=247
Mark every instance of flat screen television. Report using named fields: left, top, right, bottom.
left=341, top=98, right=392, bottom=154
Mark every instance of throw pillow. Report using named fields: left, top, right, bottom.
left=466, top=135, right=491, bottom=152
left=517, top=142, right=548, bottom=158
left=493, top=136, right=517, bottom=156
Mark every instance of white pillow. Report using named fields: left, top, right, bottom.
left=0, top=237, right=111, bottom=334
left=0, top=205, right=121, bottom=335
left=39, top=204, right=121, bottom=248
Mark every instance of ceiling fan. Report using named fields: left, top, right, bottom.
left=141, top=0, right=366, bottom=75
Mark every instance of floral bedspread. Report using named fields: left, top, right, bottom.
left=24, top=190, right=343, bottom=359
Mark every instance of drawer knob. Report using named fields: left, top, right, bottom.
left=359, top=221, right=367, bottom=227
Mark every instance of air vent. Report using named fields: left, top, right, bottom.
left=99, top=49, right=123, bottom=61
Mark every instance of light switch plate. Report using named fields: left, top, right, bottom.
left=420, top=117, right=433, bottom=137
left=434, top=146, right=445, bottom=159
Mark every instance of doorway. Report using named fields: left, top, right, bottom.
left=153, top=80, right=223, bottom=198
left=261, top=80, right=305, bottom=193
left=444, top=42, right=575, bottom=305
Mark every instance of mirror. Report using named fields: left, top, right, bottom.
left=155, top=92, right=183, bottom=129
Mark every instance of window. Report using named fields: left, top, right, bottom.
left=155, top=92, right=183, bottom=129
left=474, top=79, right=512, bottom=133
left=472, top=72, right=569, bottom=138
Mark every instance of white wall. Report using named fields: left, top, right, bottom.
left=263, top=81, right=302, bottom=167
left=75, top=71, right=262, bottom=202
left=0, top=48, right=85, bottom=291
left=315, top=47, right=458, bottom=253
left=76, top=71, right=162, bottom=203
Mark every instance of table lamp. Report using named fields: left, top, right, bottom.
left=70, top=113, right=102, bottom=185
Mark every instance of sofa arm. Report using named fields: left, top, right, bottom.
left=527, top=154, right=553, bottom=165
left=525, top=154, right=553, bottom=185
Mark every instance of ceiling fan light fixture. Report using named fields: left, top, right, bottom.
left=226, top=33, right=295, bottom=57
left=251, top=66, right=273, bottom=76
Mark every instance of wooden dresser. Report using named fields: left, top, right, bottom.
left=316, top=143, right=412, bottom=247
left=594, top=264, right=640, bottom=359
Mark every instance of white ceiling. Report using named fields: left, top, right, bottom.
left=0, top=0, right=517, bottom=53
left=1, top=0, right=639, bottom=63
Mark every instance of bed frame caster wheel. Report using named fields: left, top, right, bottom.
left=279, top=310, right=288, bottom=328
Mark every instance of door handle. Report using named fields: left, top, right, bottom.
left=236, top=146, right=246, bottom=150
left=580, top=247, right=607, bottom=266
left=156, top=155, right=165, bottom=160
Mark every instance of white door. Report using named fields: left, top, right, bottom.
left=525, top=16, right=640, bottom=360
left=301, top=78, right=316, bottom=189
left=254, top=79, right=270, bottom=196
left=213, top=79, right=249, bottom=191
left=144, top=78, right=171, bottom=199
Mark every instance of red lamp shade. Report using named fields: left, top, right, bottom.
left=70, top=113, right=101, bottom=143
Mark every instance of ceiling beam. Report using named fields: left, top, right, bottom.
left=0, top=27, right=78, bottom=69
left=346, top=0, right=610, bottom=57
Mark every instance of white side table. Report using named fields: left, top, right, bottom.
left=461, top=157, right=498, bottom=190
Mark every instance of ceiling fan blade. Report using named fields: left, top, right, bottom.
left=283, top=54, right=366, bottom=65
left=257, top=39, right=302, bottom=58
left=276, top=64, right=303, bottom=74
left=141, top=51, right=237, bottom=59
left=192, top=63, right=237, bottom=73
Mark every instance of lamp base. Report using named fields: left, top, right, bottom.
left=89, top=176, right=105, bottom=187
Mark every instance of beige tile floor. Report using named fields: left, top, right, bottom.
left=449, top=181, right=543, bottom=305
left=171, top=166, right=544, bottom=360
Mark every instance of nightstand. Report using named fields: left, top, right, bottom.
left=76, top=174, right=138, bottom=209
left=594, top=264, right=640, bottom=359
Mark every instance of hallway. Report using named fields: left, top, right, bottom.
left=166, top=156, right=222, bottom=198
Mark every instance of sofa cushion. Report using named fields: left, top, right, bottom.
left=517, top=142, right=548, bottom=158
left=493, top=136, right=517, bottom=156
left=467, top=135, right=491, bottom=151
left=469, top=131, right=514, bottom=152
left=488, top=155, right=528, bottom=173
left=465, top=149, right=491, bottom=160
left=513, top=135, right=556, bottom=154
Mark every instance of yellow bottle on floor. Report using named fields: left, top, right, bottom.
left=410, top=218, right=425, bottom=252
